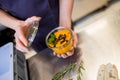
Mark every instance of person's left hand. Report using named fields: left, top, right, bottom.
left=53, top=29, right=78, bottom=58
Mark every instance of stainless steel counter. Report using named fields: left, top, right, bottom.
left=28, top=47, right=82, bottom=80
left=27, top=2, right=120, bottom=80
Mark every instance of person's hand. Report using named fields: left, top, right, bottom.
left=14, top=16, right=41, bottom=52
left=53, top=29, right=78, bottom=58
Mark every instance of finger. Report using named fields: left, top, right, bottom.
left=18, top=28, right=28, bottom=47
left=31, top=16, right=41, bottom=22
left=15, top=37, right=28, bottom=52
left=16, top=44, right=28, bottom=52
left=66, top=49, right=74, bottom=56
left=56, top=54, right=62, bottom=58
left=61, top=54, right=68, bottom=58
left=25, top=16, right=41, bottom=25
left=53, top=52, right=56, bottom=56
left=15, top=36, right=28, bottom=52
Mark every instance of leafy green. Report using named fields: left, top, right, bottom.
left=47, top=33, right=56, bottom=46
left=52, top=61, right=85, bottom=80
left=77, top=61, right=85, bottom=80
left=52, top=63, right=76, bottom=80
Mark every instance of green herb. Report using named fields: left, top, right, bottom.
left=47, top=33, right=56, bottom=47
left=47, top=33, right=67, bottom=47
left=52, top=63, right=76, bottom=80
left=77, top=61, right=85, bottom=80
left=52, top=61, right=85, bottom=80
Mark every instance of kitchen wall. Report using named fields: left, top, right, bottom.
left=72, top=0, right=109, bottom=21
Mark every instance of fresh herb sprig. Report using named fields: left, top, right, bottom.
left=77, top=61, right=85, bottom=80
left=52, top=63, right=76, bottom=80
left=47, top=33, right=57, bottom=47
left=52, top=61, right=85, bottom=80
left=47, top=33, right=67, bottom=47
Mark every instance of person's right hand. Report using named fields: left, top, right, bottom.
left=14, top=16, right=41, bottom=52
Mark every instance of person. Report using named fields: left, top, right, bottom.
left=0, top=0, right=77, bottom=58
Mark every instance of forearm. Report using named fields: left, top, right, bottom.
left=0, top=9, right=22, bottom=30
left=59, top=0, right=74, bottom=29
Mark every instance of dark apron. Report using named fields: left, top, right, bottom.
left=0, top=0, right=59, bottom=52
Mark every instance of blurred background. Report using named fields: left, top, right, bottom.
left=72, top=0, right=119, bottom=30
left=72, top=0, right=110, bottom=22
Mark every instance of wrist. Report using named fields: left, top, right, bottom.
left=59, top=20, right=72, bottom=29
left=13, top=20, right=24, bottom=31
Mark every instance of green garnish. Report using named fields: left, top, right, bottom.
left=52, top=61, right=85, bottom=80
left=77, top=61, right=85, bottom=80
left=47, top=33, right=56, bottom=47
left=52, top=63, right=76, bottom=80
left=47, top=33, right=67, bottom=47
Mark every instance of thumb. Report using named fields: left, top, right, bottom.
left=25, top=16, right=41, bottom=26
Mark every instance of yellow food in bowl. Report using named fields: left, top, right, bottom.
left=46, top=27, right=73, bottom=54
